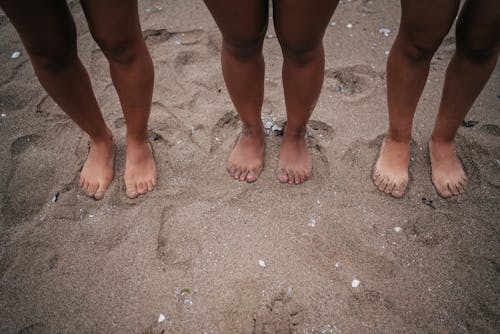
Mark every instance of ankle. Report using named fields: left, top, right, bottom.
left=386, top=129, right=411, bottom=144
left=241, top=122, right=264, bottom=136
left=90, top=128, right=113, bottom=145
left=429, top=134, right=455, bottom=146
left=283, top=125, right=307, bottom=139
left=126, top=131, right=149, bottom=144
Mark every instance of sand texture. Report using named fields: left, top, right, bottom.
left=0, top=0, right=499, bottom=333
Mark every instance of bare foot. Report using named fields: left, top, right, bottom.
left=372, top=136, right=410, bottom=198
left=124, top=135, right=157, bottom=199
left=276, top=130, right=312, bottom=185
left=79, top=130, right=115, bottom=200
left=429, top=138, right=467, bottom=198
left=227, top=124, right=265, bottom=183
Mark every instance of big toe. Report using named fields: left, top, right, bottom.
left=277, top=170, right=288, bottom=183
left=87, top=182, right=99, bottom=197
left=125, top=182, right=139, bottom=199
left=246, top=170, right=259, bottom=183
left=434, top=180, right=453, bottom=198
left=390, top=181, right=407, bottom=199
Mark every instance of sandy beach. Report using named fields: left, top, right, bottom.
left=0, top=0, right=499, bottom=333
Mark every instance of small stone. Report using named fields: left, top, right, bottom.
left=175, top=40, right=182, bottom=45
left=394, top=227, right=402, bottom=233
left=378, top=28, right=391, bottom=37
left=462, top=120, right=478, bottom=128
left=51, top=192, right=59, bottom=203
left=1, top=113, right=6, bottom=117
left=308, top=219, right=316, bottom=227
left=258, top=260, right=266, bottom=268
left=346, top=23, right=353, bottom=29
left=264, top=121, right=273, bottom=129
left=183, top=298, right=193, bottom=305
left=11, top=51, right=21, bottom=59
left=158, top=313, right=166, bottom=323
left=88, top=214, right=94, bottom=218
left=385, top=50, right=390, bottom=55
left=334, top=262, right=340, bottom=268
left=271, top=124, right=282, bottom=132
left=351, top=279, right=360, bottom=288
left=330, top=21, right=336, bottom=27
left=266, top=34, right=275, bottom=39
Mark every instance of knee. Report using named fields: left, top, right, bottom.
left=222, top=34, right=265, bottom=61
left=29, top=29, right=77, bottom=72
left=397, top=32, right=443, bottom=62
left=456, top=31, right=499, bottom=64
left=279, top=38, right=323, bottom=66
left=93, top=32, right=142, bottom=65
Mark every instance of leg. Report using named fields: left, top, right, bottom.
left=81, top=0, right=156, bottom=198
left=0, top=0, right=114, bottom=200
left=273, top=0, right=338, bottom=184
left=429, top=0, right=500, bottom=198
left=373, top=0, right=459, bottom=198
left=203, top=0, right=268, bottom=182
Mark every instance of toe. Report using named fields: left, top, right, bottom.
left=384, top=181, right=395, bottom=194
left=137, top=181, right=146, bottom=194
left=94, top=184, right=106, bottom=200
left=435, top=181, right=452, bottom=198
left=227, top=165, right=236, bottom=177
left=246, top=170, right=258, bottom=183
left=87, top=182, right=98, bottom=197
left=456, top=181, right=466, bottom=194
left=233, top=169, right=241, bottom=180
left=277, top=169, right=288, bottom=183
left=147, top=180, right=154, bottom=192
left=449, top=182, right=459, bottom=196
left=391, top=181, right=407, bottom=199
left=239, top=170, right=249, bottom=181
left=125, top=182, right=139, bottom=199
left=378, top=177, right=388, bottom=192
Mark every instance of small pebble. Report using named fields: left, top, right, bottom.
left=158, top=313, right=166, bottom=323
left=264, top=121, right=273, bottom=129
left=462, top=120, right=478, bottom=128
left=378, top=28, right=391, bottom=37
left=346, top=23, right=353, bottom=29
left=258, top=260, right=266, bottom=268
left=385, top=50, right=390, bottom=55
left=184, top=298, right=193, bottom=305
left=351, top=279, right=360, bottom=288
left=308, top=219, right=316, bottom=227
left=175, top=40, right=182, bottom=45
left=1, top=113, right=6, bottom=117
left=88, top=214, right=94, bottom=218
left=334, top=262, right=340, bottom=268
left=271, top=124, right=282, bottom=132
left=266, top=34, right=274, bottom=39
left=330, top=21, right=336, bottom=27
left=11, top=51, right=21, bottom=59
left=394, top=227, right=402, bottom=233
left=52, top=192, right=59, bottom=203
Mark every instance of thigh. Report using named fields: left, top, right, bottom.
left=203, top=0, right=269, bottom=46
left=399, top=0, right=460, bottom=49
left=80, top=0, right=143, bottom=47
left=272, top=0, right=339, bottom=50
left=0, top=0, right=76, bottom=56
left=456, top=0, right=500, bottom=51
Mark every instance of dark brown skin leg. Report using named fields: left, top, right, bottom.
left=273, top=0, right=338, bottom=185
left=373, top=0, right=459, bottom=198
left=81, top=0, right=156, bottom=199
left=429, top=0, right=500, bottom=198
left=0, top=0, right=114, bottom=200
left=203, top=0, right=268, bottom=183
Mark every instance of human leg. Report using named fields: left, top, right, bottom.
left=273, top=0, right=338, bottom=184
left=0, top=0, right=114, bottom=199
left=373, top=0, right=459, bottom=197
left=429, top=0, right=500, bottom=197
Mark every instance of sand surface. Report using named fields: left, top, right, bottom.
left=1, top=0, right=499, bottom=333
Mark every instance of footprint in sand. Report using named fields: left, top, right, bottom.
left=35, top=95, right=68, bottom=124
left=2, top=134, right=56, bottom=228
left=324, top=65, right=384, bottom=103
left=409, top=212, right=451, bottom=247
left=16, top=323, right=50, bottom=334
left=210, top=111, right=241, bottom=154
left=156, top=205, right=203, bottom=271
left=253, top=288, right=305, bottom=334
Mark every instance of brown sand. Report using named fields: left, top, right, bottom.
left=1, top=0, right=499, bottom=333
